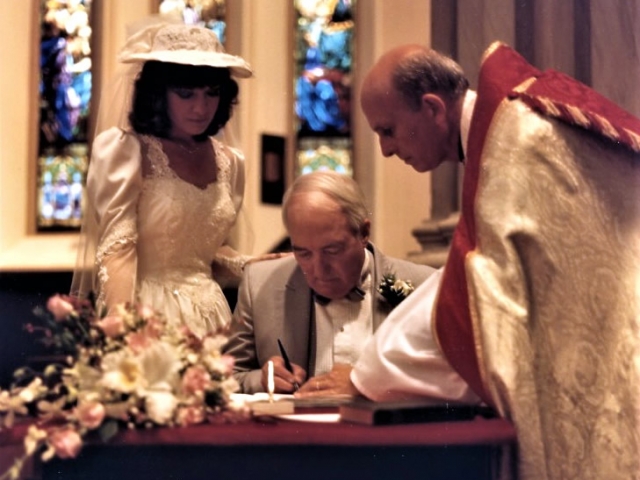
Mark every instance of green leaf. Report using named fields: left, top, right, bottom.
left=98, top=419, right=119, bottom=443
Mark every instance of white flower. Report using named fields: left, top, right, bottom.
left=114, top=303, right=138, bottom=329
left=144, top=391, right=178, bottom=425
left=138, top=341, right=181, bottom=391
left=201, top=335, right=231, bottom=371
left=205, top=355, right=235, bottom=376
left=202, top=335, right=228, bottom=355
left=137, top=304, right=155, bottom=320
left=220, top=376, right=240, bottom=397
left=103, top=400, right=133, bottom=421
left=65, top=362, right=101, bottom=394
left=100, top=350, right=144, bottom=394
left=393, top=279, right=414, bottom=296
left=18, top=378, right=45, bottom=403
left=378, top=273, right=415, bottom=307
left=0, top=391, right=28, bottom=428
left=36, top=397, right=67, bottom=421
left=24, top=425, right=47, bottom=456
left=99, top=340, right=181, bottom=395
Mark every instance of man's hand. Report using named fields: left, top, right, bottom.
left=260, top=356, right=306, bottom=393
left=294, top=363, right=359, bottom=397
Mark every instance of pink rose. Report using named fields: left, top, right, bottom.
left=220, top=355, right=235, bottom=375
left=137, top=304, right=155, bottom=320
left=176, top=405, right=206, bottom=426
left=126, top=331, right=151, bottom=354
left=48, top=428, right=82, bottom=459
left=182, top=328, right=203, bottom=350
left=96, top=315, right=125, bottom=338
left=46, top=295, right=76, bottom=321
left=75, top=401, right=105, bottom=430
left=181, top=366, right=211, bottom=395
left=143, top=318, right=163, bottom=339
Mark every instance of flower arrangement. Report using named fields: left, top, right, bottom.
left=0, top=295, right=244, bottom=480
left=377, top=273, right=415, bottom=308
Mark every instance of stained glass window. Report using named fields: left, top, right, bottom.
left=158, top=0, right=227, bottom=43
left=294, top=0, right=355, bottom=176
left=37, top=0, right=93, bottom=230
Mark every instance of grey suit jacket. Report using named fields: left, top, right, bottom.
left=223, top=243, right=436, bottom=393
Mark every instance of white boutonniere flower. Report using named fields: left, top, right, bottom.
left=378, top=273, right=415, bottom=308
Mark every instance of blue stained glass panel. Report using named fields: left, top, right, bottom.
left=37, top=0, right=93, bottom=231
left=294, top=0, right=355, bottom=176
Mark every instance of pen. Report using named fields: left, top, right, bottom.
left=277, top=338, right=300, bottom=391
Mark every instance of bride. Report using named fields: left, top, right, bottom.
left=72, top=23, right=274, bottom=336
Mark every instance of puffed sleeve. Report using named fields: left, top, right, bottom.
left=212, top=143, right=251, bottom=280
left=87, top=127, right=143, bottom=311
left=224, top=144, right=245, bottom=215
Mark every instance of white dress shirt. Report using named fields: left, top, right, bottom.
left=460, top=89, right=477, bottom=160
left=314, top=251, right=373, bottom=375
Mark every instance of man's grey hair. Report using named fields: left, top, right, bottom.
left=393, top=49, right=469, bottom=110
left=282, top=170, right=370, bottom=236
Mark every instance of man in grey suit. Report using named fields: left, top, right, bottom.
left=223, top=171, right=435, bottom=394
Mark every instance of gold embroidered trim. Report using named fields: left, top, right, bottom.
left=537, top=96, right=562, bottom=117
left=464, top=249, right=496, bottom=411
left=566, top=105, right=591, bottom=128
left=625, top=128, right=640, bottom=151
left=595, top=115, right=619, bottom=141
left=481, top=41, right=506, bottom=65
left=518, top=93, right=640, bottom=153
left=512, top=77, right=537, bottom=94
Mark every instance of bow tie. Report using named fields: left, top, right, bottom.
left=313, top=286, right=366, bottom=306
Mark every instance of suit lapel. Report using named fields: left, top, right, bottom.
left=369, top=244, right=389, bottom=331
left=284, top=267, right=314, bottom=375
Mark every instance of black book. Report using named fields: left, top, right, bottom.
left=339, top=397, right=495, bottom=426
left=293, top=395, right=353, bottom=413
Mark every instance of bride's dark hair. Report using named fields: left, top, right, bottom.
left=128, top=60, right=239, bottom=140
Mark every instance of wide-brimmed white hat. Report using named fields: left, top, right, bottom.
left=118, top=23, right=252, bottom=78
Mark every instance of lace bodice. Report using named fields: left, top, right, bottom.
left=136, top=135, right=236, bottom=281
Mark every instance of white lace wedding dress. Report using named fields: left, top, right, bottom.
left=81, top=127, right=244, bottom=336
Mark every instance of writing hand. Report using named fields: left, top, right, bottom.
left=261, top=356, right=306, bottom=393
left=294, top=363, right=359, bottom=398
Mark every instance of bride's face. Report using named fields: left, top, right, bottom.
left=167, top=86, right=220, bottom=139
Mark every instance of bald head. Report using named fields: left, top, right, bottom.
left=361, top=44, right=427, bottom=100
left=360, top=44, right=469, bottom=172
left=362, top=44, right=468, bottom=111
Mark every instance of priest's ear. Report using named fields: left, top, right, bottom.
left=421, top=93, right=447, bottom=124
